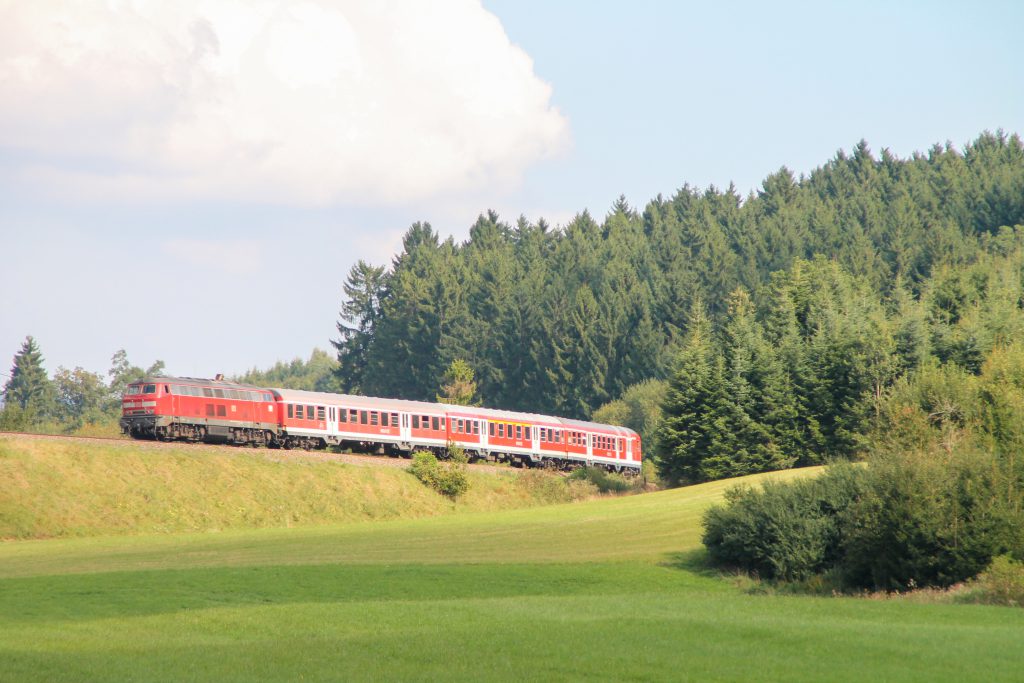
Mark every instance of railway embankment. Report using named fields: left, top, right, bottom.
left=0, top=435, right=599, bottom=540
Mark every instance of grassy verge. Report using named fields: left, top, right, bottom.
left=0, top=437, right=594, bottom=540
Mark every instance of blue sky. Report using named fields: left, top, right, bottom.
left=1, top=0, right=1022, bottom=381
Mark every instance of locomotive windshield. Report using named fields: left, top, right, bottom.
left=126, top=385, right=142, bottom=395
left=143, top=384, right=156, bottom=394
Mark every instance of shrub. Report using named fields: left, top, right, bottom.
left=567, top=467, right=635, bottom=494
left=702, top=463, right=866, bottom=581
left=959, top=555, right=1024, bottom=607
left=702, top=450, right=1024, bottom=590
left=408, top=450, right=469, bottom=499
left=515, top=470, right=597, bottom=503
left=840, top=448, right=1019, bottom=590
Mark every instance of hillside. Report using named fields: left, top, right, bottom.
left=0, top=436, right=597, bottom=540
left=2, top=460, right=1022, bottom=682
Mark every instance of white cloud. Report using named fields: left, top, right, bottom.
left=0, top=0, right=568, bottom=205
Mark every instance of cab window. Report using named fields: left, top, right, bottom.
left=143, top=384, right=156, bottom=394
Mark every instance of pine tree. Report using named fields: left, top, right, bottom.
left=656, top=301, right=717, bottom=485
left=332, top=260, right=387, bottom=393
left=436, top=359, right=480, bottom=406
left=2, top=336, right=54, bottom=420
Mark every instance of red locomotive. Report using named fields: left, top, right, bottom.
left=121, top=376, right=641, bottom=472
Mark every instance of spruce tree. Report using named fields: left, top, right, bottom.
left=656, top=301, right=716, bottom=485
left=2, top=336, right=54, bottom=419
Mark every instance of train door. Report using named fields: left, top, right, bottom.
left=167, top=384, right=178, bottom=417
left=531, top=426, right=539, bottom=454
left=626, top=437, right=633, bottom=461
left=586, top=433, right=593, bottom=460
left=327, top=407, right=336, bottom=439
left=479, top=420, right=488, bottom=449
left=400, top=413, right=411, bottom=442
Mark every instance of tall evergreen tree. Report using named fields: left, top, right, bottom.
left=2, top=336, right=54, bottom=418
left=656, top=301, right=717, bottom=485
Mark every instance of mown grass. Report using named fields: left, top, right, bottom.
left=1, top=440, right=1019, bottom=682
left=0, top=437, right=594, bottom=539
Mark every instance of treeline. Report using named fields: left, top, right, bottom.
left=233, top=348, right=340, bottom=392
left=333, top=132, right=1024, bottom=420
left=0, top=338, right=163, bottom=433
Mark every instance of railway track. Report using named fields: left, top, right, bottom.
left=0, top=431, right=514, bottom=474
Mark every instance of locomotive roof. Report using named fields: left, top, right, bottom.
left=139, top=376, right=267, bottom=391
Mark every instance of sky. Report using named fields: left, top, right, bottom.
left=1, top=0, right=1022, bottom=382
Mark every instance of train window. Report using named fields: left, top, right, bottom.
left=473, top=421, right=479, bottom=435
left=288, top=404, right=294, bottom=418
left=371, top=412, right=378, bottom=426
left=127, top=385, right=141, bottom=395
left=432, top=416, right=439, bottom=431
left=391, top=413, right=399, bottom=427
left=498, top=423, right=505, bottom=437
left=217, top=405, right=226, bottom=417
left=143, top=384, right=156, bottom=394
left=349, top=409, right=357, bottom=423
left=489, top=422, right=494, bottom=437
left=339, top=409, right=347, bottom=423
left=555, top=430, right=562, bottom=444
left=212, top=389, right=223, bottom=399
left=540, top=428, right=547, bottom=441
left=202, top=388, right=213, bottom=397
left=298, top=405, right=306, bottom=419
left=360, top=410, right=368, bottom=424
left=413, top=415, right=420, bottom=429
left=516, top=425, right=522, bottom=440
left=206, top=404, right=215, bottom=417
left=317, top=406, right=325, bottom=420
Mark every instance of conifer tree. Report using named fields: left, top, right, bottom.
left=2, top=336, right=54, bottom=420
left=656, top=301, right=717, bottom=485
left=436, top=359, right=480, bottom=406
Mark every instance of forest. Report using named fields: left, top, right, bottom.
left=329, top=132, right=1024, bottom=475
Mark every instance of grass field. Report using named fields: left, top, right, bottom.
left=1, top=441, right=1021, bottom=682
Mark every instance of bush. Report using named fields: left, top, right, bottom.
left=702, top=450, right=1024, bottom=590
left=408, top=450, right=469, bottom=499
left=960, top=555, right=1024, bottom=607
left=840, top=448, right=1019, bottom=590
left=702, top=463, right=866, bottom=581
left=567, top=467, right=635, bottom=494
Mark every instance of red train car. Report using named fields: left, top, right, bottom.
left=121, top=376, right=278, bottom=445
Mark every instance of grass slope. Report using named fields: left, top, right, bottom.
left=0, top=437, right=590, bottom=539
left=1, top=451, right=1020, bottom=682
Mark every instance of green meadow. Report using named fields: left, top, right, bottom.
left=1, top=438, right=1021, bottom=681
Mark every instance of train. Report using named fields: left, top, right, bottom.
left=120, top=375, right=642, bottom=472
